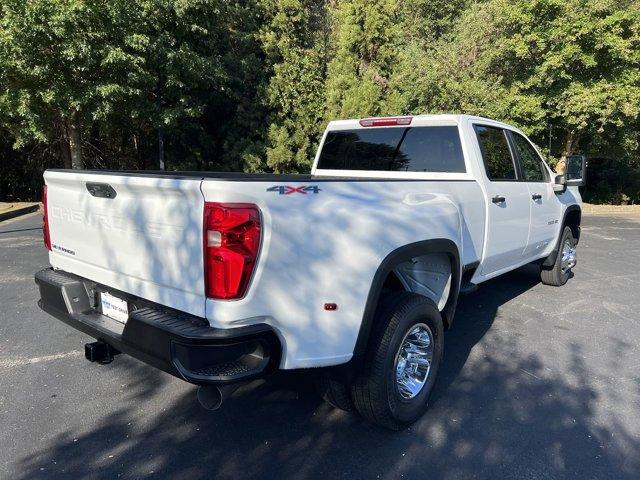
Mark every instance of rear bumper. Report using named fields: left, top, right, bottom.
left=34, top=268, right=280, bottom=386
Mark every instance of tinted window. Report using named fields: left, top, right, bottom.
left=512, top=132, right=548, bottom=182
left=474, top=125, right=516, bottom=180
left=317, top=126, right=466, bottom=173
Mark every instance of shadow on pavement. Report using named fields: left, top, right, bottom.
left=15, top=265, right=640, bottom=480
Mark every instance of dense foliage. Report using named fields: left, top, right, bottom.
left=1, top=0, right=639, bottom=203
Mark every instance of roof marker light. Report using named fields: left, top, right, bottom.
left=359, top=116, right=413, bottom=127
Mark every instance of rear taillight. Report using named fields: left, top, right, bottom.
left=43, top=185, right=51, bottom=251
left=359, top=116, right=413, bottom=127
left=203, top=202, right=261, bottom=300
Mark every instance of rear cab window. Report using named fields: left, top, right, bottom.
left=316, top=125, right=466, bottom=173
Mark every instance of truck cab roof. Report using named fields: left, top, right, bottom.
left=325, top=114, right=521, bottom=131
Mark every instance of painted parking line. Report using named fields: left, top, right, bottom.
left=0, top=350, right=83, bottom=370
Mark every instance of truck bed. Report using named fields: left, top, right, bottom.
left=43, top=167, right=486, bottom=368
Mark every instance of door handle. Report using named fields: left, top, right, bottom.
left=492, top=196, right=506, bottom=204
left=532, top=194, right=542, bottom=201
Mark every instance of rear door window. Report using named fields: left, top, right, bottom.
left=474, top=125, right=517, bottom=181
left=317, top=126, right=466, bottom=173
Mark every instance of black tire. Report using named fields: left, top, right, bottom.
left=350, top=292, right=444, bottom=430
left=314, top=372, right=355, bottom=411
left=541, top=226, right=576, bottom=286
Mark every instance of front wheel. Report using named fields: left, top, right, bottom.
left=350, top=292, right=444, bottom=430
left=541, top=226, right=577, bottom=286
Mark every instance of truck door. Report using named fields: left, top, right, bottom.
left=508, top=131, right=559, bottom=257
left=473, top=124, right=531, bottom=276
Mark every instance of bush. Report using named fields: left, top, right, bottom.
left=582, top=157, right=640, bottom=205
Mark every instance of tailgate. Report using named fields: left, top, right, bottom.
left=44, top=170, right=206, bottom=317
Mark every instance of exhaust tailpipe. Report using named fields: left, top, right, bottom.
left=197, top=383, right=243, bottom=410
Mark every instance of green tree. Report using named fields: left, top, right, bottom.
left=325, top=0, right=400, bottom=118
left=401, top=0, right=469, bottom=42
left=260, top=0, right=327, bottom=173
left=385, top=0, right=469, bottom=114
left=0, top=0, right=228, bottom=169
left=130, top=0, right=227, bottom=170
left=1, top=0, right=639, bottom=204
left=400, top=0, right=640, bottom=160
left=217, top=0, right=270, bottom=173
left=0, top=0, right=140, bottom=168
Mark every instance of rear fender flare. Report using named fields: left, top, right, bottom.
left=353, top=239, right=461, bottom=358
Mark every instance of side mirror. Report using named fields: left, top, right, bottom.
left=565, top=155, right=587, bottom=186
left=552, top=174, right=566, bottom=193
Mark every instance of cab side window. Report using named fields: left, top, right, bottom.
left=511, top=132, right=548, bottom=182
left=474, top=125, right=516, bottom=180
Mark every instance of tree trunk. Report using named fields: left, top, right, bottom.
left=555, top=130, right=580, bottom=175
left=62, top=111, right=84, bottom=169
left=68, top=111, right=83, bottom=169
left=60, top=133, right=72, bottom=169
left=133, top=134, right=143, bottom=170
left=158, top=127, right=165, bottom=170
left=561, top=130, right=578, bottom=158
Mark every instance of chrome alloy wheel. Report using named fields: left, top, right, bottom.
left=394, top=323, right=434, bottom=400
left=560, top=239, right=577, bottom=274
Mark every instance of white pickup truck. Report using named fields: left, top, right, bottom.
left=36, top=114, right=585, bottom=429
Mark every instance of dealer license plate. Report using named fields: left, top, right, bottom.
left=100, top=292, right=129, bottom=324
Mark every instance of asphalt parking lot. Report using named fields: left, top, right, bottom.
left=1, top=212, right=639, bottom=479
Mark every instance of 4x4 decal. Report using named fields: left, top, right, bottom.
left=267, top=185, right=321, bottom=195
